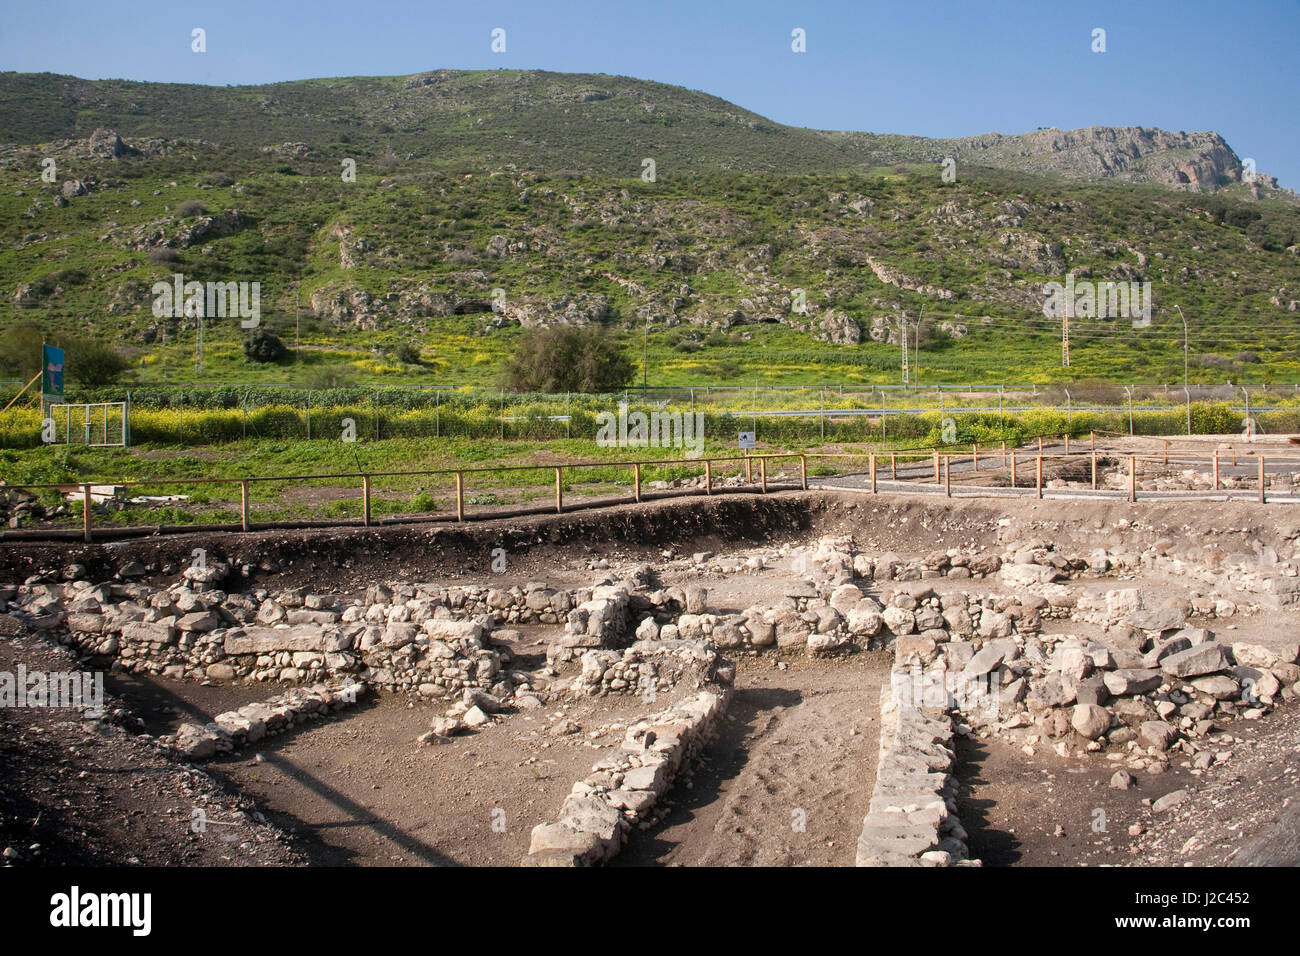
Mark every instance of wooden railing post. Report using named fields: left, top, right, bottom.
left=456, top=471, right=465, bottom=521
left=633, top=462, right=642, bottom=503
left=1001, top=440, right=1006, bottom=466
left=1037, top=436, right=1043, bottom=454
left=361, top=475, right=371, bottom=527
left=1010, top=453, right=1017, bottom=488
left=933, top=450, right=940, bottom=484
left=1090, top=431, right=1095, bottom=451
left=972, top=443, right=978, bottom=472
left=1259, top=456, right=1266, bottom=504
left=1064, top=433, right=1070, bottom=455
left=1129, top=456, right=1136, bottom=502
left=555, top=467, right=563, bottom=513
left=82, top=483, right=92, bottom=542
left=1163, top=440, right=1168, bottom=465
left=760, top=457, right=767, bottom=494
left=705, top=460, right=713, bottom=495
left=745, top=455, right=752, bottom=484
left=870, top=453, right=877, bottom=494
left=1212, top=450, right=1219, bottom=491
left=891, top=453, right=897, bottom=479
left=241, top=479, right=251, bottom=532
left=944, top=455, right=951, bottom=497
left=1036, top=456, right=1043, bottom=499
left=1091, top=450, right=1097, bottom=490
left=799, top=455, right=807, bottom=490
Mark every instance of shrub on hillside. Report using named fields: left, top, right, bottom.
left=502, top=325, right=634, bottom=393
left=243, top=329, right=287, bottom=364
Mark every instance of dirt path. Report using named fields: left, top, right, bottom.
left=616, top=651, right=890, bottom=867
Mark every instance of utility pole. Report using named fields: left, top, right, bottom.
left=900, top=315, right=910, bottom=384
left=1174, top=304, right=1188, bottom=390
left=914, top=304, right=923, bottom=387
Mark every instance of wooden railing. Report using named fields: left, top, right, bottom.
left=5, top=434, right=1299, bottom=543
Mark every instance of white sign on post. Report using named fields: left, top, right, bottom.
left=738, top=431, right=756, bottom=450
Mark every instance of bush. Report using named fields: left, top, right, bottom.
left=175, top=200, right=207, bottom=218
left=502, top=325, right=634, bottom=393
left=147, top=247, right=181, bottom=264
left=393, top=342, right=422, bottom=365
left=243, top=329, right=287, bottom=364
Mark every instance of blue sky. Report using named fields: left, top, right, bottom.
left=3, top=0, right=1296, bottom=187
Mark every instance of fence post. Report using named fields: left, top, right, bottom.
left=555, top=467, right=563, bottom=513
left=1163, top=440, right=1168, bottom=465
left=1259, top=457, right=1266, bottom=504
left=1035, top=456, right=1043, bottom=499
left=945, top=455, right=951, bottom=497
left=800, top=455, right=807, bottom=490
left=362, top=476, right=371, bottom=527
left=1037, top=436, right=1043, bottom=454
left=1213, top=450, right=1219, bottom=491
left=1090, top=430, right=1094, bottom=451
left=891, top=453, right=897, bottom=480
left=456, top=472, right=464, bottom=521
left=1001, top=440, right=1006, bottom=466
left=973, top=443, right=978, bottom=472
left=633, top=462, right=641, bottom=503
left=1091, top=449, right=1097, bottom=490
left=745, top=455, right=752, bottom=484
left=1010, top=453, right=1017, bottom=487
left=1064, top=433, right=1069, bottom=455
left=705, top=460, right=713, bottom=495
left=870, top=453, right=877, bottom=493
left=933, top=450, right=940, bottom=483
left=760, top=457, right=768, bottom=494
left=1129, top=456, right=1136, bottom=502
left=82, top=484, right=92, bottom=542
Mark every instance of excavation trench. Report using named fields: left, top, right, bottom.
left=4, top=488, right=1299, bottom=866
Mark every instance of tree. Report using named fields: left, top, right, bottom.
left=0, top=322, right=128, bottom=388
left=502, top=325, right=634, bottom=393
left=243, top=329, right=286, bottom=363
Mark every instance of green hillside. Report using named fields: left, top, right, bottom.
left=2, top=68, right=1299, bottom=393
